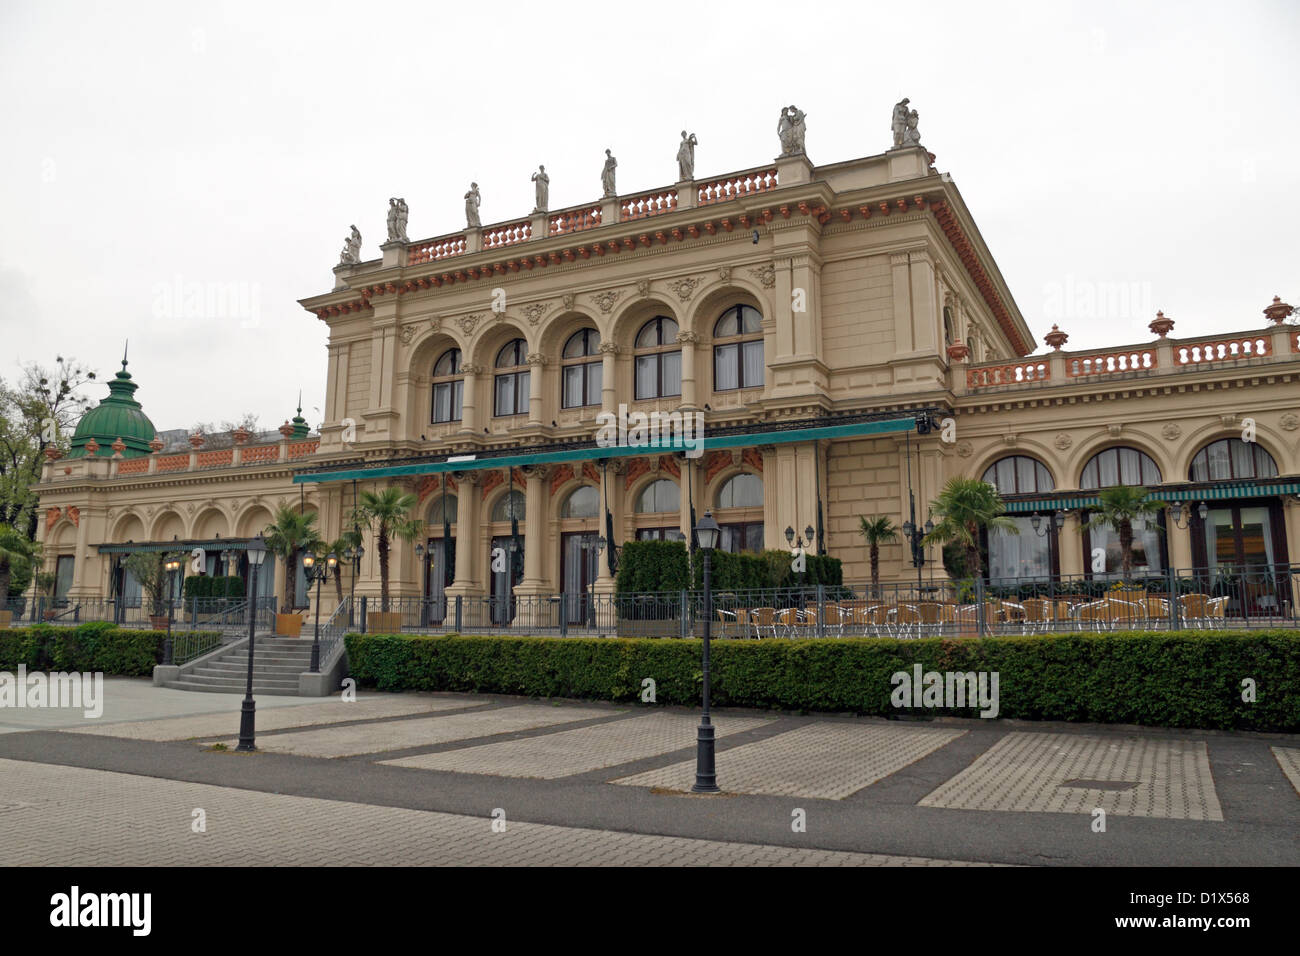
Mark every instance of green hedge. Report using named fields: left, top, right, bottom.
left=182, top=575, right=246, bottom=599
left=343, top=629, right=1300, bottom=732
left=616, top=539, right=842, bottom=593
left=0, top=624, right=221, bottom=676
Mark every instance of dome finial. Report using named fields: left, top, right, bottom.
left=121, top=339, right=129, bottom=370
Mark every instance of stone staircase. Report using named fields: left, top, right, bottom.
left=163, top=636, right=313, bottom=696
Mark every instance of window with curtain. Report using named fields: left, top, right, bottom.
left=1084, top=514, right=1166, bottom=579
left=719, top=522, right=764, bottom=553
left=1189, top=438, right=1278, bottom=482
left=427, top=495, right=457, bottom=524
left=634, top=317, right=681, bottom=400
left=561, top=485, right=600, bottom=518
left=1079, top=447, right=1162, bottom=489
left=716, top=473, right=763, bottom=509
left=490, top=490, right=526, bottom=523
left=636, top=479, right=680, bottom=514
left=981, top=456, right=1054, bottom=495
left=561, top=329, right=602, bottom=409
left=713, top=305, right=764, bottom=391
left=431, top=348, right=463, bottom=423
left=493, top=339, right=530, bottom=417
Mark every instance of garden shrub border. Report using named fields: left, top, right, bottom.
left=344, top=629, right=1300, bottom=732
left=0, top=624, right=222, bottom=677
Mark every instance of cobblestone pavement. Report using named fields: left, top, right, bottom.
left=1273, top=747, right=1300, bottom=795
left=0, top=758, right=992, bottom=866
left=613, top=723, right=965, bottom=798
left=919, top=732, right=1224, bottom=820
left=208, top=704, right=614, bottom=758
left=381, top=712, right=769, bottom=778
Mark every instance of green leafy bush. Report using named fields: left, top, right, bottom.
left=0, top=624, right=221, bottom=676
left=343, top=629, right=1300, bottom=732
left=616, top=539, right=842, bottom=593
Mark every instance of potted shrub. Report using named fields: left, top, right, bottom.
left=123, top=552, right=179, bottom=629
left=264, top=504, right=321, bottom=637
left=352, top=487, right=423, bottom=634
left=35, top=571, right=58, bottom=620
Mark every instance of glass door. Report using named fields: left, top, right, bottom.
left=1203, top=505, right=1278, bottom=615
left=425, top=536, right=453, bottom=624
left=561, top=532, right=599, bottom=625
left=489, top=535, right=522, bottom=625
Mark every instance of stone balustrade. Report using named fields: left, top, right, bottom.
left=619, top=189, right=678, bottom=222
left=408, top=234, right=468, bottom=265
left=697, top=168, right=778, bottom=206
left=1066, top=348, right=1157, bottom=377
left=481, top=220, right=532, bottom=250
left=549, top=205, right=602, bottom=235
left=966, top=361, right=1050, bottom=389
left=1174, top=334, right=1270, bottom=365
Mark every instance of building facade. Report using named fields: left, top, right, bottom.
left=30, top=116, right=1300, bottom=622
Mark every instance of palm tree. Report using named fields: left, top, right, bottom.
left=324, top=531, right=361, bottom=604
left=0, top=524, right=38, bottom=605
left=1081, top=486, right=1166, bottom=581
left=263, top=504, right=322, bottom=613
left=353, top=487, right=423, bottom=611
left=857, top=515, right=898, bottom=598
left=923, top=477, right=1018, bottom=578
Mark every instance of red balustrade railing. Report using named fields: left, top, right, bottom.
left=1066, top=348, right=1157, bottom=377
left=196, top=449, right=234, bottom=467
left=481, top=220, right=532, bottom=250
left=408, top=235, right=467, bottom=265
left=966, top=361, right=1050, bottom=389
left=117, top=458, right=149, bottom=475
left=242, top=444, right=279, bottom=464
left=697, top=169, right=778, bottom=206
left=156, top=454, right=188, bottom=472
left=1176, top=336, right=1270, bottom=365
left=620, top=189, right=678, bottom=221
left=287, top=440, right=319, bottom=459
left=549, top=206, right=601, bottom=235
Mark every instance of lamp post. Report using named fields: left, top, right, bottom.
left=163, top=556, right=181, bottom=665
left=692, top=510, right=721, bottom=794
left=302, top=551, right=336, bottom=673
left=583, top=536, right=605, bottom=628
left=237, top=535, right=268, bottom=753
left=901, top=516, right=934, bottom=593
left=1029, top=510, right=1067, bottom=537
left=1168, top=500, right=1208, bottom=530
left=784, top=525, right=815, bottom=599
left=343, top=543, right=364, bottom=627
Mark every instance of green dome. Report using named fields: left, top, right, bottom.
left=68, top=355, right=157, bottom=459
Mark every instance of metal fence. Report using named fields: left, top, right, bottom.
left=0, top=595, right=276, bottom=633
left=350, top=565, right=1300, bottom=638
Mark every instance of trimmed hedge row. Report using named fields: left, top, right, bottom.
left=616, top=538, right=842, bottom=593
left=344, top=629, right=1300, bottom=732
left=0, top=624, right=220, bottom=676
left=183, top=575, right=246, bottom=599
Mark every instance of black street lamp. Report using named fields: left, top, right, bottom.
left=163, top=556, right=181, bottom=665
left=692, top=510, right=721, bottom=794
left=302, top=550, right=336, bottom=673
left=1030, top=510, right=1066, bottom=537
left=1168, top=500, right=1208, bottom=530
left=237, top=535, right=268, bottom=753
left=784, top=524, right=815, bottom=598
left=343, top=543, right=364, bottom=626
left=901, top=516, right=934, bottom=592
left=582, top=536, right=605, bottom=627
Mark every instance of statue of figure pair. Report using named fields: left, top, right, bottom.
left=891, top=98, right=923, bottom=148
left=385, top=197, right=409, bottom=242
left=777, top=105, right=806, bottom=156
left=338, top=224, right=362, bottom=265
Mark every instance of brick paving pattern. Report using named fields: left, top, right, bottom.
left=1273, top=747, right=1300, bottom=796
left=0, top=758, right=992, bottom=866
left=919, top=732, right=1224, bottom=820
left=613, top=722, right=965, bottom=798
left=208, top=704, right=614, bottom=758
left=382, top=712, right=769, bottom=778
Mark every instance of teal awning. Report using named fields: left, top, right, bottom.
left=292, top=415, right=919, bottom=485
left=96, top=538, right=256, bottom=554
left=1001, top=479, right=1300, bottom=514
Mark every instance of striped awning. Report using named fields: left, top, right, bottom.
left=1001, top=479, right=1300, bottom=514
left=96, top=538, right=256, bottom=554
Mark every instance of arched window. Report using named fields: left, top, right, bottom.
left=431, top=349, right=463, bottom=423
left=713, top=305, right=763, bottom=391
left=1189, top=438, right=1278, bottom=482
left=636, top=479, right=680, bottom=514
left=634, top=317, right=681, bottom=400
left=1080, top=447, right=1162, bottom=489
left=715, top=473, right=764, bottom=552
left=716, top=473, right=764, bottom=509
left=561, top=329, right=602, bottom=409
left=427, top=495, right=457, bottom=524
left=491, top=490, right=526, bottom=522
left=493, top=339, right=530, bottom=417
left=560, top=485, right=600, bottom=518
left=982, top=456, right=1055, bottom=495
left=943, top=305, right=955, bottom=347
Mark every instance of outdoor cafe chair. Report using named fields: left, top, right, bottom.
left=716, top=608, right=741, bottom=638
left=1205, top=596, right=1228, bottom=629
left=818, top=604, right=847, bottom=638
left=774, top=607, right=801, bottom=638
left=1179, top=593, right=1211, bottom=629
left=892, top=603, right=921, bottom=639
left=999, top=601, right=1027, bottom=633
left=750, top=607, right=779, bottom=639
left=916, top=602, right=942, bottom=637
left=1021, top=598, right=1050, bottom=634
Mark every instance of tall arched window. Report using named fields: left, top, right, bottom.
left=1079, top=447, right=1162, bottom=489
left=1189, top=439, right=1278, bottom=482
left=981, top=456, right=1056, bottom=584
left=561, top=329, right=602, bottom=409
left=431, top=349, right=463, bottom=423
left=634, top=317, right=681, bottom=400
left=560, top=485, right=600, bottom=518
left=493, top=339, right=530, bottom=417
left=713, top=305, right=763, bottom=391
left=635, top=478, right=682, bottom=540
left=715, top=473, right=764, bottom=552
left=491, top=489, right=526, bottom=522
left=427, top=494, right=457, bottom=524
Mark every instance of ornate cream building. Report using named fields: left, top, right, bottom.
left=31, top=109, right=1300, bottom=625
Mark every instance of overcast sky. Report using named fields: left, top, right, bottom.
left=1, top=0, right=1296, bottom=433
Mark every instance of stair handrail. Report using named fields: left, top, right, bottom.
left=314, top=597, right=351, bottom=671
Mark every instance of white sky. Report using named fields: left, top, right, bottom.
left=1, top=0, right=1296, bottom=432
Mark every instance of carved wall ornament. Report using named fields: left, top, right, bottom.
left=636, top=279, right=651, bottom=298
left=562, top=293, right=576, bottom=310
left=590, top=289, right=623, bottom=314
left=748, top=264, right=776, bottom=289
left=67, top=506, right=80, bottom=527
left=1054, top=433, right=1073, bottom=451
left=718, top=266, right=731, bottom=282
left=1107, top=424, right=1123, bottom=437
left=399, top=325, right=417, bottom=345
left=460, top=362, right=485, bottom=375
left=1002, top=433, right=1018, bottom=446
left=675, top=330, right=700, bottom=345
left=1279, top=412, right=1299, bottom=431
left=598, top=341, right=620, bottom=355
left=456, top=313, right=483, bottom=335
left=522, top=302, right=549, bottom=326
left=526, top=352, right=549, bottom=367
left=1219, top=413, right=1238, bottom=428
left=1161, top=423, right=1183, bottom=441
left=667, top=277, right=701, bottom=301
left=428, top=315, right=442, bottom=333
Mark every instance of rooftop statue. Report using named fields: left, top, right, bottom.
left=339, top=224, right=361, bottom=265
left=677, top=130, right=698, bottom=181
left=465, top=182, right=481, bottom=229
left=601, top=149, right=617, bottom=197
left=903, top=107, right=923, bottom=147
left=531, top=165, right=549, bottom=214
left=777, top=105, right=806, bottom=156
left=386, top=197, right=409, bottom=242
left=891, top=97, right=911, bottom=148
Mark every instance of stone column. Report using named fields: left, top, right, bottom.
left=446, top=472, right=483, bottom=596
left=599, top=342, right=619, bottom=415
left=518, top=465, right=550, bottom=593
left=1058, top=511, right=1084, bottom=579
left=526, top=353, right=547, bottom=427
left=458, top=364, right=482, bottom=435
left=676, top=330, right=699, bottom=410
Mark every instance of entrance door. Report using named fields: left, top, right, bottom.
left=489, top=535, right=522, bottom=625
left=561, top=532, right=599, bottom=625
left=1200, top=504, right=1284, bottom=615
left=424, top=537, right=454, bottom=624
